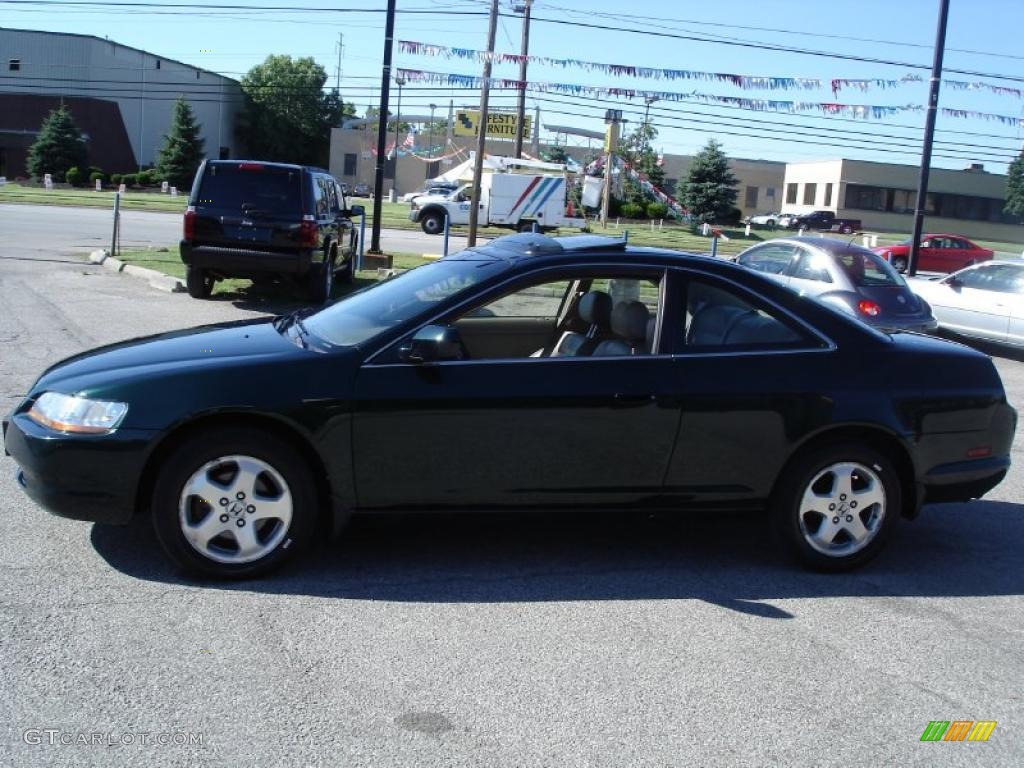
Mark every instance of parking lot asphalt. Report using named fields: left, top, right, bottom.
left=1, top=220, right=1023, bottom=767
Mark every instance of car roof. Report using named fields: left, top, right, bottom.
left=746, top=236, right=877, bottom=257
left=205, top=159, right=331, bottom=174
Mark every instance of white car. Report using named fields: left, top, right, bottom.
left=401, top=185, right=458, bottom=203
left=908, top=260, right=1024, bottom=349
left=746, top=212, right=781, bottom=227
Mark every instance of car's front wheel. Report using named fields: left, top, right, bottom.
left=185, top=265, right=214, bottom=299
left=420, top=212, right=445, bottom=235
left=151, top=427, right=318, bottom=578
left=307, top=253, right=334, bottom=303
left=773, top=443, right=899, bottom=572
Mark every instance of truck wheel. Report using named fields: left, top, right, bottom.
left=186, top=265, right=214, bottom=299
left=840, top=224, right=853, bottom=235
left=307, top=254, right=334, bottom=303
left=420, top=212, right=445, bottom=235
left=517, top=221, right=536, bottom=233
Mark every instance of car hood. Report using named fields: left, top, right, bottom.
left=33, top=318, right=306, bottom=395
left=873, top=244, right=909, bottom=255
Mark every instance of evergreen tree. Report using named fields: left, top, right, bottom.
left=26, top=105, right=88, bottom=182
left=156, top=98, right=206, bottom=189
left=1005, top=147, right=1024, bottom=219
left=681, top=139, right=738, bottom=223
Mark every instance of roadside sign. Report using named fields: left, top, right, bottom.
left=454, top=111, right=531, bottom=140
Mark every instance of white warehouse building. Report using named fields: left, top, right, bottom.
left=0, top=27, right=242, bottom=177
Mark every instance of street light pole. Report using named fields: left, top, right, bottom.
left=513, top=0, right=533, bottom=159
left=468, top=0, right=500, bottom=247
left=643, top=96, right=659, bottom=154
left=393, top=75, right=406, bottom=196
left=368, top=0, right=396, bottom=255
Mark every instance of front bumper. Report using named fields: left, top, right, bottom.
left=408, top=210, right=422, bottom=223
left=3, top=413, right=158, bottom=525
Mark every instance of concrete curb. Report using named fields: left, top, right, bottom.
left=92, top=250, right=185, bottom=292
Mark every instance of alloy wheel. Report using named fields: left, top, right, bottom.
left=797, top=461, right=886, bottom=557
left=178, top=454, right=293, bottom=565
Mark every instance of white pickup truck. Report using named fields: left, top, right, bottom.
left=409, top=172, right=586, bottom=235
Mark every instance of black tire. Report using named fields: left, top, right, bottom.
left=339, top=238, right=356, bottom=285
left=766, top=219, right=775, bottom=228
left=420, top=212, right=445, bottom=235
left=185, top=265, right=214, bottom=299
left=151, top=427, right=319, bottom=579
left=307, top=253, right=334, bottom=303
left=891, top=256, right=908, bottom=273
left=840, top=224, right=853, bottom=235
left=773, top=443, right=900, bottom=572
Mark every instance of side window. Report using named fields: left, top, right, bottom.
left=683, top=278, right=807, bottom=350
left=961, top=265, right=1024, bottom=294
left=336, top=183, right=347, bottom=211
left=791, top=251, right=834, bottom=283
left=738, top=245, right=796, bottom=276
left=472, top=280, right=571, bottom=318
left=313, top=178, right=328, bottom=217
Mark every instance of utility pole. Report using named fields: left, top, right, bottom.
left=335, top=33, right=344, bottom=95
left=600, top=109, right=621, bottom=227
left=513, top=0, right=533, bottom=159
left=369, top=0, right=396, bottom=255
left=393, top=75, right=406, bottom=194
left=468, top=0, right=499, bottom=247
left=427, top=102, right=437, bottom=178
left=643, top=96, right=658, bottom=154
left=908, top=0, right=950, bottom=277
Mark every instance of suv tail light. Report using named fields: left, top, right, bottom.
left=183, top=206, right=196, bottom=240
left=298, top=215, right=317, bottom=248
left=858, top=300, right=881, bottom=317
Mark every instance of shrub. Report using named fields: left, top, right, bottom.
left=121, top=173, right=138, bottom=187
left=89, top=171, right=106, bottom=185
left=136, top=169, right=155, bottom=186
left=110, top=173, right=122, bottom=185
left=65, top=166, right=84, bottom=186
left=620, top=202, right=645, bottom=219
left=646, top=202, right=668, bottom=219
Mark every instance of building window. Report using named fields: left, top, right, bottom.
left=9, top=59, right=21, bottom=71
left=196, top=71, right=201, bottom=80
left=785, top=183, right=798, bottom=204
left=843, top=183, right=1020, bottom=224
left=844, top=184, right=886, bottom=211
left=765, top=187, right=776, bottom=198
left=155, top=60, right=161, bottom=69
left=824, top=183, right=833, bottom=207
left=219, top=146, right=230, bottom=160
left=427, top=160, right=441, bottom=179
left=803, top=183, right=817, bottom=206
left=343, top=153, right=357, bottom=176
left=744, top=186, right=758, bottom=208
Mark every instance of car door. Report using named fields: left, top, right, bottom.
left=786, top=246, right=837, bottom=301
left=661, top=270, right=835, bottom=506
left=351, top=265, right=682, bottom=510
left=931, top=265, right=1011, bottom=342
left=1005, top=266, right=1024, bottom=348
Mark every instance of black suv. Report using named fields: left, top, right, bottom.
left=180, top=160, right=362, bottom=302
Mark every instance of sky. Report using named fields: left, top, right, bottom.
left=3, top=0, right=1023, bottom=173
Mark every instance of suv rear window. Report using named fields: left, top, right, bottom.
left=196, top=164, right=302, bottom=216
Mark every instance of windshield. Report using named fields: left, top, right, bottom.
left=836, top=249, right=906, bottom=287
left=302, top=257, right=508, bottom=346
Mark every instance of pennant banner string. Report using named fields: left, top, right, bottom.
left=398, top=40, right=1022, bottom=100
left=396, top=68, right=1024, bottom=127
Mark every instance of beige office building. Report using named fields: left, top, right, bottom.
left=781, top=159, right=1023, bottom=244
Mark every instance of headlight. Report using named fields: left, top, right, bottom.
left=27, top=392, right=128, bottom=434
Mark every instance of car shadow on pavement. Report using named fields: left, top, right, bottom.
left=206, top=276, right=379, bottom=315
left=934, top=330, right=1024, bottom=364
left=91, top=499, right=1024, bottom=618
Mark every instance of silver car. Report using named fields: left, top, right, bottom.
left=736, top=237, right=937, bottom=333
left=907, top=260, right=1024, bottom=349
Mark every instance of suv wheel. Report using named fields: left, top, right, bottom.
left=308, top=254, right=334, bottom=303
left=186, top=265, right=214, bottom=299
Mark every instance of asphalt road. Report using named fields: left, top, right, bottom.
left=1, top=212, right=1022, bottom=767
left=0, top=203, right=481, bottom=258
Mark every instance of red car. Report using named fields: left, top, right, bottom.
left=874, top=234, right=994, bottom=274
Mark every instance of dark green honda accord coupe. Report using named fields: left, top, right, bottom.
left=3, top=234, right=1017, bottom=578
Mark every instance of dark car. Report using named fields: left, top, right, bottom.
left=180, top=160, right=362, bottom=302
left=873, top=234, right=995, bottom=274
left=351, top=183, right=372, bottom=198
left=785, top=210, right=862, bottom=234
left=4, top=234, right=1015, bottom=579
left=736, top=237, right=937, bottom=333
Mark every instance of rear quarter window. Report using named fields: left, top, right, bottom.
left=196, top=164, right=302, bottom=216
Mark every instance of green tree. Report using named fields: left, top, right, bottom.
left=155, top=98, right=206, bottom=189
left=26, top=105, right=88, bottom=182
left=241, top=55, right=354, bottom=166
left=1006, top=147, right=1024, bottom=219
left=680, top=139, right=738, bottom=223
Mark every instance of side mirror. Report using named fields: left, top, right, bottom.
left=348, top=204, right=365, bottom=217
left=945, top=275, right=962, bottom=288
left=399, top=325, right=466, bottom=364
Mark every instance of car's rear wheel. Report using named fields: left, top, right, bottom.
left=891, top=255, right=908, bottom=273
left=339, top=239, right=356, bottom=285
left=773, top=443, right=899, bottom=572
left=185, top=265, right=214, bottom=299
left=151, top=427, right=318, bottom=578
left=420, top=212, right=445, bottom=235
left=307, top=253, right=334, bottom=303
